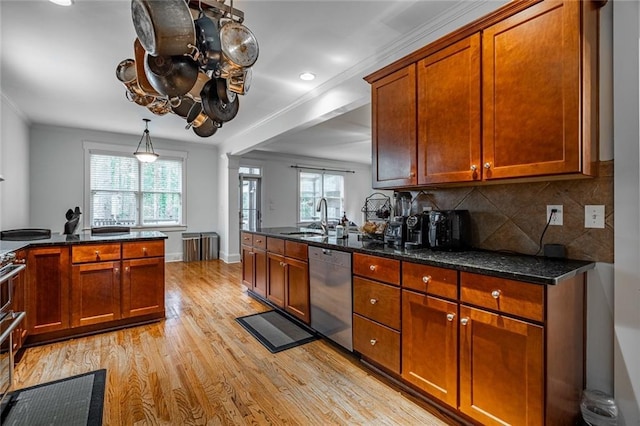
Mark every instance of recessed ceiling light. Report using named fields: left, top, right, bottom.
left=299, top=72, right=316, bottom=81
left=49, top=0, right=74, bottom=6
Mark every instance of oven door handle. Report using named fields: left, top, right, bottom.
left=0, top=312, right=26, bottom=344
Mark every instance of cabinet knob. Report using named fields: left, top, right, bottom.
left=256, top=239, right=262, bottom=243
left=410, top=172, right=415, bottom=177
left=460, top=317, right=469, bottom=326
left=143, top=247, right=147, bottom=253
left=470, top=165, right=477, bottom=172
left=114, top=267, right=119, bottom=274
left=422, top=275, right=431, bottom=284
left=446, top=313, right=455, bottom=322
left=125, top=266, right=130, bottom=273
left=14, top=259, right=26, bottom=264
left=369, top=265, right=377, bottom=271
left=491, top=290, right=501, bottom=299
left=370, top=339, right=377, bottom=346
left=95, top=250, right=100, bottom=255
left=370, top=298, right=378, bottom=305
left=484, top=162, right=491, bottom=170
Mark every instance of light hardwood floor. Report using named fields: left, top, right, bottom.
left=14, top=260, right=459, bottom=425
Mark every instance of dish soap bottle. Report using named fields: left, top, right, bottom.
left=341, top=212, right=349, bottom=238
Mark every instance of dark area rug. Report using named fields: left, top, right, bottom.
left=1, top=369, right=106, bottom=426
left=236, top=311, right=317, bottom=353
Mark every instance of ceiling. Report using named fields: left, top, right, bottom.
left=0, top=0, right=505, bottom=164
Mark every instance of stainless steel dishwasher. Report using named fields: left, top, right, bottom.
left=308, top=246, right=353, bottom=351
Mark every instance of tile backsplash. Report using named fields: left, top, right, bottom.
left=407, top=161, right=613, bottom=263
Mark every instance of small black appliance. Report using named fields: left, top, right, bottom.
left=427, top=210, right=470, bottom=251
left=384, top=216, right=407, bottom=249
left=404, top=212, right=429, bottom=250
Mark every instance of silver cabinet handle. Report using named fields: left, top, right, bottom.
left=470, top=165, right=477, bottom=172
left=370, top=339, right=377, bottom=346
left=484, top=162, right=491, bottom=169
left=460, top=317, right=469, bottom=326
left=446, top=313, right=455, bottom=322
left=369, top=264, right=377, bottom=271
left=491, top=290, right=501, bottom=299
left=422, top=275, right=431, bottom=284
left=125, top=266, right=130, bottom=273
left=370, top=298, right=378, bottom=305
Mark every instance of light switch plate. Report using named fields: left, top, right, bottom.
left=585, top=205, right=605, bottom=228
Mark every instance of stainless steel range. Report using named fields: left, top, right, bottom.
left=0, top=249, right=26, bottom=415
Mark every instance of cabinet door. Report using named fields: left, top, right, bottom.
left=417, top=33, right=481, bottom=184
left=482, top=0, right=581, bottom=179
left=459, top=305, right=543, bottom=425
left=266, top=252, right=285, bottom=308
left=27, top=246, right=70, bottom=334
left=402, top=290, right=458, bottom=408
left=241, top=245, right=255, bottom=289
left=253, top=248, right=267, bottom=297
left=122, top=257, right=165, bottom=318
left=71, top=261, right=122, bottom=327
left=371, top=64, right=417, bottom=188
left=284, top=257, right=309, bottom=324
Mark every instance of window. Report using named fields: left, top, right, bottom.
left=298, top=171, right=344, bottom=223
left=87, top=146, right=185, bottom=227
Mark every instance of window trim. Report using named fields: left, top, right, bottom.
left=83, top=141, right=188, bottom=230
left=296, top=168, right=346, bottom=224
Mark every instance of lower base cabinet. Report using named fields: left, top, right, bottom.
left=71, top=261, right=122, bottom=327
left=353, top=313, right=400, bottom=374
left=401, top=290, right=458, bottom=408
left=122, top=257, right=165, bottom=317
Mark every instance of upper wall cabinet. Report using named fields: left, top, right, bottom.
left=417, top=33, right=481, bottom=185
left=365, top=0, right=602, bottom=189
left=370, top=65, right=417, bottom=188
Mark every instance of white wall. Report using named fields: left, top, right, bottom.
left=613, top=1, right=640, bottom=423
left=238, top=151, right=385, bottom=229
left=29, top=124, right=219, bottom=261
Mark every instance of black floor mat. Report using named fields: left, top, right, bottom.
left=236, top=311, right=317, bottom=353
left=1, top=369, right=106, bottom=426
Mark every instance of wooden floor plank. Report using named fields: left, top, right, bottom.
left=13, top=260, right=460, bottom=425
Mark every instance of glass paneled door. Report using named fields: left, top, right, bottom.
left=240, top=175, right=261, bottom=231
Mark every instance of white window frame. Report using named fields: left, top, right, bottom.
left=83, top=141, right=188, bottom=231
left=297, top=169, right=345, bottom=224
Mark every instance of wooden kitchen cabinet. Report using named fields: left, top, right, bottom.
left=241, top=232, right=267, bottom=297
left=482, top=0, right=598, bottom=180
left=266, top=252, right=286, bottom=308
left=402, top=290, right=458, bottom=408
left=283, top=256, right=309, bottom=323
left=266, top=238, right=310, bottom=323
left=370, top=65, right=417, bottom=188
left=365, top=0, right=601, bottom=187
left=122, top=257, right=165, bottom=318
left=26, top=246, right=70, bottom=335
left=417, top=33, right=481, bottom=185
left=353, top=253, right=401, bottom=374
left=71, top=260, right=122, bottom=327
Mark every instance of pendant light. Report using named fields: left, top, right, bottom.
left=133, top=119, right=159, bottom=163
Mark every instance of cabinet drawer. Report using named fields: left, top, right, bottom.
left=460, top=272, right=544, bottom=322
left=353, top=253, right=400, bottom=286
left=402, top=262, right=458, bottom=300
left=241, top=232, right=253, bottom=246
left=252, top=234, right=267, bottom=250
left=72, top=243, right=121, bottom=263
left=267, top=237, right=285, bottom=255
left=353, top=277, right=401, bottom=330
left=122, top=240, right=164, bottom=259
left=285, top=240, right=308, bottom=261
left=353, top=313, right=400, bottom=374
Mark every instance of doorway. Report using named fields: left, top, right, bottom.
left=239, top=167, right=262, bottom=231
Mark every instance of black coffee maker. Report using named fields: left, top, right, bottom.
left=384, top=192, right=412, bottom=248
left=404, top=212, right=429, bottom=250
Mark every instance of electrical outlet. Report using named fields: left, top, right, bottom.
left=547, top=205, right=563, bottom=226
left=585, top=205, right=605, bottom=228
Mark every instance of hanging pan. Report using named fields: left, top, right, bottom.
left=200, top=78, right=239, bottom=123
left=131, top=0, right=195, bottom=56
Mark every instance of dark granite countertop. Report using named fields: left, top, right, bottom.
left=249, top=227, right=595, bottom=285
left=0, top=231, right=167, bottom=255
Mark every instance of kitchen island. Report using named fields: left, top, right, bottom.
left=7, top=231, right=167, bottom=346
left=242, top=227, right=592, bottom=425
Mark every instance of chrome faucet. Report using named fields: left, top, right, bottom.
left=316, top=197, right=328, bottom=235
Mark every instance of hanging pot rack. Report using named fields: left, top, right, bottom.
left=187, top=0, right=244, bottom=23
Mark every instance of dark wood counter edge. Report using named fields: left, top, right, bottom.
left=245, top=230, right=595, bottom=286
